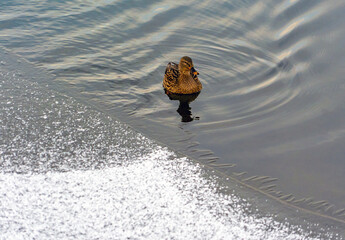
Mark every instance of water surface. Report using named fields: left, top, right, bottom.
left=3, top=49, right=342, bottom=239
left=1, top=0, right=345, bottom=222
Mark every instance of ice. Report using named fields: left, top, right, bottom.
left=0, top=149, right=322, bottom=240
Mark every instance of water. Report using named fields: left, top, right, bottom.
left=0, top=0, right=345, bottom=232
left=3, top=50, right=342, bottom=239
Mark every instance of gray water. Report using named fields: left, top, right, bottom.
left=3, top=48, right=342, bottom=239
left=0, top=0, right=345, bottom=225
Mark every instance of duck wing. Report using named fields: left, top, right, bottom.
left=163, top=62, right=179, bottom=89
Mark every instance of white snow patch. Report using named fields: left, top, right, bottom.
left=0, top=148, right=318, bottom=240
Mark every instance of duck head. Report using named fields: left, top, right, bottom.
left=179, top=56, right=199, bottom=76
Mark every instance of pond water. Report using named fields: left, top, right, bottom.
left=1, top=0, right=345, bottom=223
left=4, top=47, right=341, bottom=239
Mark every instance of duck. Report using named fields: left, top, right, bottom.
left=163, top=56, right=202, bottom=95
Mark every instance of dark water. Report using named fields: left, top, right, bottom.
left=1, top=0, right=345, bottom=222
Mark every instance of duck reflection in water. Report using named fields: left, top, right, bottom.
left=163, top=56, right=202, bottom=122
left=164, top=90, right=200, bottom=122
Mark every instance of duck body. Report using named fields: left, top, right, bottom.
left=163, top=56, right=202, bottom=95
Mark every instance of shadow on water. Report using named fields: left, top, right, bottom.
left=164, top=90, right=200, bottom=122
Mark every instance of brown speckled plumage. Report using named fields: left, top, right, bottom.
left=163, top=56, right=202, bottom=94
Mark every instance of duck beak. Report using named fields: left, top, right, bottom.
left=191, top=67, right=199, bottom=76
